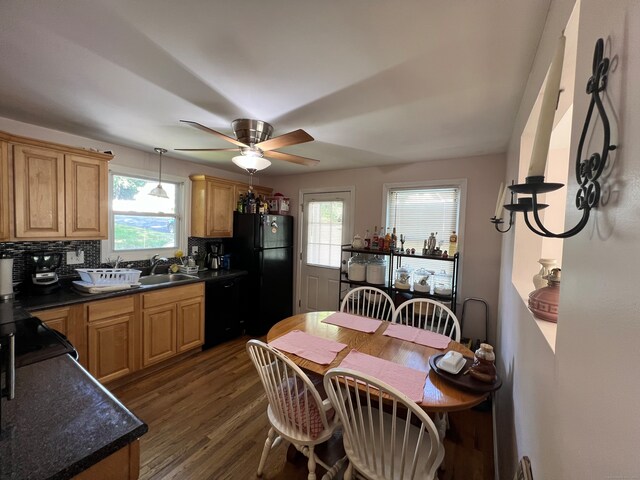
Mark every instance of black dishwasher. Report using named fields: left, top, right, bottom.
left=203, top=276, right=246, bottom=348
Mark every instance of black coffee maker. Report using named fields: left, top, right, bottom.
left=27, top=252, right=62, bottom=294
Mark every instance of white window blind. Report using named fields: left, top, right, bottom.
left=386, top=186, right=460, bottom=272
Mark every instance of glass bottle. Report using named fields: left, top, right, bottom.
left=384, top=228, right=391, bottom=252
left=449, top=231, right=458, bottom=256
left=364, top=229, right=371, bottom=249
left=248, top=191, right=257, bottom=214
left=237, top=194, right=245, bottom=213
left=372, top=226, right=379, bottom=250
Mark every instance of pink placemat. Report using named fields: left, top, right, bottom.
left=321, top=312, right=383, bottom=333
left=268, top=330, right=348, bottom=365
left=383, top=323, right=451, bottom=350
left=338, top=350, right=427, bottom=403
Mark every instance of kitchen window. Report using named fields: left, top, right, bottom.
left=383, top=180, right=465, bottom=273
left=102, top=167, right=188, bottom=263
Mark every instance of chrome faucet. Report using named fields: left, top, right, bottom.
left=149, top=254, right=168, bottom=275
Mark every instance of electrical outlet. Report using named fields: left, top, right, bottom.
left=66, top=251, right=84, bottom=265
left=191, top=246, right=198, bottom=255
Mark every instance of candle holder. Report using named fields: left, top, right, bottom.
left=491, top=38, right=617, bottom=238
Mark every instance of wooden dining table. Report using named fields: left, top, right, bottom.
left=267, top=311, right=488, bottom=413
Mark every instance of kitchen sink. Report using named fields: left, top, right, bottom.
left=138, top=273, right=199, bottom=286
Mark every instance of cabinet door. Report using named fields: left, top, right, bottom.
left=177, top=296, right=204, bottom=352
left=37, top=307, right=71, bottom=337
left=13, top=145, right=65, bottom=238
left=0, top=142, right=9, bottom=240
left=142, top=304, right=177, bottom=367
left=65, top=154, right=108, bottom=238
left=88, top=313, right=135, bottom=383
left=205, top=180, right=234, bottom=237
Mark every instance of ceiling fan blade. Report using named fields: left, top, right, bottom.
left=264, top=150, right=320, bottom=167
left=175, top=148, right=238, bottom=152
left=180, top=120, right=248, bottom=148
left=255, top=129, right=314, bottom=151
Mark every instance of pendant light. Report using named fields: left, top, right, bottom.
left=149, top=147, right=169, bottom=198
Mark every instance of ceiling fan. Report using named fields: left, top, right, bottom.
left=176, top=119, right=320, bottom=171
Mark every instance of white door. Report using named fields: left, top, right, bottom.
left=299, top=191, right=352, bottom=312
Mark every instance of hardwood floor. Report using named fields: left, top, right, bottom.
left=112, top=336, right=494, bottom=479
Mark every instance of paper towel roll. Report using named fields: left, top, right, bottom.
left=0, top=257, right=14, bottom=299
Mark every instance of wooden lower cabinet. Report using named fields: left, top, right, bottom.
left=34, top=284, right=203, bottom=384
left=142, top=304, right=177, bottom=367
left=141, top=283, right=205, bottom=365
left=36, top=304, right=88, bottom=368
left=73, top=439, right=140, bottom=480
left=177, top=297, right=205, bottom=352
left=88, top=313, right=135, bottom=383
left=87, top=296, right=136, bottom=384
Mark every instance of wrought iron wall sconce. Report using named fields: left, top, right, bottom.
left=491, top=38, right=617, bottom=238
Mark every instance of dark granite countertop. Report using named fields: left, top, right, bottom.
left=17, top=269, right=247, bottom=313
left=0, top=355, right=148, bottom=480
left=0, top=301, right=31, bottom=325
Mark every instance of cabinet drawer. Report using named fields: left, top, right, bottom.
left=87, top=296, right=135, bottom=322
left=142, top=283, right=204, bottom=309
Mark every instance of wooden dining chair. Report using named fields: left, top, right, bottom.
left=246, top=340, right=345, bottom=480
left=324, top=367, right=444, bottom=480
left=340, top=286, right=395, bottom=321
left=392, top=298, right=461, bottom=342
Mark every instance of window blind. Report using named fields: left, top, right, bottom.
left=386, top=186, right=460, bottom=272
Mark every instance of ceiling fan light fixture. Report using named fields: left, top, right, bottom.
left=232, top=155, right=271, bottom=172
left=149, top=147, right=170, bottom=198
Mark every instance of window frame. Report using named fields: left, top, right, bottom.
left=101, top=165, right=190, bottom=263
left=382, top=178, right=467, bottom=297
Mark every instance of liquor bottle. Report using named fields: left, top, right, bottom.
left=384, top=228, right=391, bottom=252
left=372, top=226, right=379, bottom=250
left=248, top=191, right=257, bottom=214
left=364, top=229, right=371, bottom=249
left=391, top=227, right=397, bottom=251
left=237, top=194, right=245, bottom=213
left=449, top=231, right=458, bottom=256
left=258, top=195, right=266, bottom=214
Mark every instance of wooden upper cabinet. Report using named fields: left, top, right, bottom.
left=0, top=142, right=9, bottom=240
left=190, top=175, right=235, bottom=238
left=65, top=154, right=108, bottom=238
left=190, top=174, right=273, bottom=238
left=13, top=144, right=66, bottom=238
left=0, top=130, right=112, bottom=241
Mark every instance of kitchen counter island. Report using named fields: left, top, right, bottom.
left=0, top=354, right=147, bottom=480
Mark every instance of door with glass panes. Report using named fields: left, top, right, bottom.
left=299, top=191, right=352, bottom=312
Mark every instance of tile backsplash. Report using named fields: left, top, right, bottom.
left=0, top=238, right=216, bottom=283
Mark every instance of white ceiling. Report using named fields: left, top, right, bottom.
left=0, top=0, right=551, bottom=176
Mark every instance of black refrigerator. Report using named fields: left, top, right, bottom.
left=231, top=213, right=294, bottom=335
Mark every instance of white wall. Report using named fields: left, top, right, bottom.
left=268, top=153, right=506, bottom=343
left=495, top=1, right=640, bottom=478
